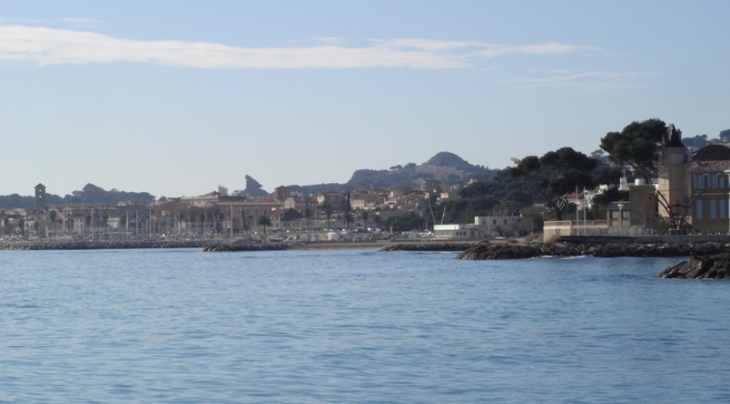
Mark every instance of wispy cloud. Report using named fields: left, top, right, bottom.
left=0, top=25, right=594, bottom=69
left=497, top=69, right=661, bottom=89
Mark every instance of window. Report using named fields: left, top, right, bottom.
left=721, top=200, right=727, bottom=219
left=611, top=211, right=619, bottom=219
left=714, top=175, right=719, bottom=188
left=697, top=200, right=703, bottom=220
left=694, top=174, right=699, bottom=188
left=622, top=211, right=630, bottom=219
left=503, top=219, right=507, bottom=225
left=711, top=199, right=717, bottom=219
left=493, top=219, right=496, bottom=225
left=721, top=176, right=726, bottom=189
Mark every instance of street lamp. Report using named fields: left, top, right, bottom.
left=617, top=203, right=624, bottom=236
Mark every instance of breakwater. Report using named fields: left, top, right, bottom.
left=379, top=242, right=474, bottom=252
left=456, top=241, right=730, bottom=260
left=0, top=239, right=295, bottom=252
left=202, top=243, right=288, bottom=252
left=0, top=240, right=213, bottom=250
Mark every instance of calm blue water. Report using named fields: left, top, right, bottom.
left=0, top=249, right=729, bottom=403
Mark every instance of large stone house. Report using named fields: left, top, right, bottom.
left=657, top=125, right=730, bottom=233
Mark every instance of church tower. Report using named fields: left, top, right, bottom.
left=35, top=183, right=47, bottom=212
left=657, top=124, right=690, bottom=218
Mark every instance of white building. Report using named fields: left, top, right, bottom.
left=474, top=214, right=521, bottom=237
left=434, top=224, right=479, bottom=240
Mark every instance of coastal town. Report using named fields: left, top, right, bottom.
left=0, top=160, right=520, bottom=244
left=3, top=120, right=730, bottom=249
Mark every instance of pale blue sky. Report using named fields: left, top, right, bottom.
left=1, top=1, right=729, bottom=197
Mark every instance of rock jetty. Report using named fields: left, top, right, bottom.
left=202, top=243, right=288, bottom=252
left=658, top=254, right=730, bottom=279
left=379, top=243, right=473, bottom=252
left=457, top=241, right=730, bottom=260
left=0, top=240, right=211, bottom=251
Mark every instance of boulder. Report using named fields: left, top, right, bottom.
left=658, top=253, right=730, bottom=279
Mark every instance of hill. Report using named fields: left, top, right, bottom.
left=426, top=151, right=483, bottom=172
left=289, top=152, right=497, bottom=194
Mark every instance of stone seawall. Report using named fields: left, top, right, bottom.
left=379, top=243, right=474, bottom=252
left=0, top=240, right=212, bottom=251
left=457, top=241, right=730, bottom=260
left=202, top=243, right=288, bottom=252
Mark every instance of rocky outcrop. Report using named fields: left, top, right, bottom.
left=457, top=241, right=730, bottom=260
left=658, top=254, right=730, bottom=279
left=379, top=243, right=473, bottom=252
left=238, top=175, right=268, bottom=197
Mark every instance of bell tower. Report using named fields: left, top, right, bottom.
left=657, top=124, right=689, bottom=218
left=35, top=183, right=47, bottom=212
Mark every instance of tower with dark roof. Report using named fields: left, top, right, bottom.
left=657, top=124, right=691, bottom=219
left=34, top=183, right=47, bottom=212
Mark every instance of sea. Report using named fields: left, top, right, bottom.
left=0, top=248, right=729, bottom=403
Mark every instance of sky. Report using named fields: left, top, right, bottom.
left=1, top=1, right=729, bottom=198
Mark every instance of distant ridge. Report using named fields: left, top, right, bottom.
left=0, top=183, right=155, bottom=209
left=0, top=153, right=495, bottom=208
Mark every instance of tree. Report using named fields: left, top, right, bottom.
left=323, top=205, right=334, bottom=229
left=509, top=147, right=597, bottom=220
left=590, top=149, right=609, bottom=164
left=282, top=209, right=302, bottom=222
left=373, top=215, right=382, bottom=230
left=343, top=211, right=354, bottom=230
left=593, top=165, right=622, bottom=187
left=590, top=188, right=629, bottom=219
left=303, top=208, right=313, bottom=231
left=600, top=118, right=667, bottom=184
left=257, top=215, right=271, bottom=233
left=360, top=211, right=369, bottom=229
left=459, top=181, right=492, bottom=199
left=383, top=211, right=424, bottom=232
left=682, top=134, right=709, bottom=149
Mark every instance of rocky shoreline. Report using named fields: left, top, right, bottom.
left=658, top=254, right=730, bottom=279
left=379, top=242, right=474, bottom=252
left=0, top=240, right=214, bottom=251
left=456, top=241, right=730, bottom=260
left=202, top=243, right=288, bottom=252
